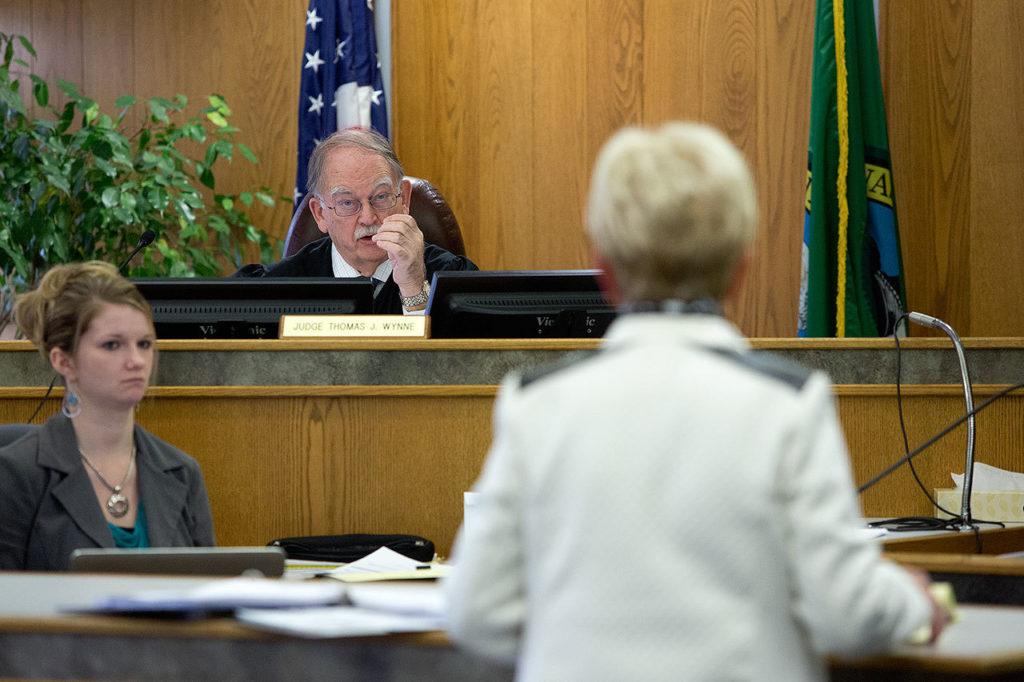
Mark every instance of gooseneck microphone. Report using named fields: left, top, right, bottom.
left=907, top=311, right=976, bottom=530
left=117, top=229, right=157, bottom=273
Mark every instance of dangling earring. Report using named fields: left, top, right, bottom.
left=62, top=387, right=81, bottom=419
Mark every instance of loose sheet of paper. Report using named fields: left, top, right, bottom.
left=951, top=462, right=1024, bottom=491
left=327, top=546, right=451, bottom=583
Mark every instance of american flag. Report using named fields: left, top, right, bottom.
left=295, top=0, right=389, bottom=205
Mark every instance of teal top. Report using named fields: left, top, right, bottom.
left=108, top=503, right=150, bottom=549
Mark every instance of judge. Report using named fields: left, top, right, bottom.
left=236, top=128, right=476, bottom=313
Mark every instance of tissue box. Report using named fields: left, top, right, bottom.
left=934, top=489, right=1024, bottom=522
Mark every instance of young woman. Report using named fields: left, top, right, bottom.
left=0, top=261, right=214, bottom=570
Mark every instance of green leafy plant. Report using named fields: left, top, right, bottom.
left=0, top=32, right=280, bottom=327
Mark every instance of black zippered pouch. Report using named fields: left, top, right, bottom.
left=267, top=533, right=435, bottom=563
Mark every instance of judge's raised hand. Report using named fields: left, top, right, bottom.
left=372, top=213, right=426, bottom=295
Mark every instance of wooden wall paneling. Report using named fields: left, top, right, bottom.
left=586, top=0, right=644, bottom=182
left=81, top=0, right=136, bottom=131
left=393, top=0, right=482, bottom=265
left=697, top=0, right=763, bottom=334
left=29, top=0, right=82, bottom=116
left=880, top=1, right=973, bottom=334
left=476, top=1, right=534, bottom=269
left=435, top=0, right=481, bottom=260
left=968, top=1, right=1024, bottom=336
left=135, top=394, right=496, bottom=554
left=531, top=2, right=589, bottom=269
left=5, top=381, right=1024, bottom=551
left=744, top=0, right=814, bottom=338
left=642, top=0, right=708, bottom=124
left=389, top=0, right=431, bottom=168
left=969, top=388, right=1024, bottom=472
left=694, top=1, right=757, bottom=154
left=840, top=387, right=1024, bottom=519
left=643, top=0, right=806, bottom=338
left=0, top=1, right=33, bottom=43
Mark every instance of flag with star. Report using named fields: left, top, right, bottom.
left=295, top=0, right=388, bottom=205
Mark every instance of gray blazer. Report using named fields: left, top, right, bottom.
left=0, top=414, right=215, bottom=570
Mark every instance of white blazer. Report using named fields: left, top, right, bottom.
left=445, top=313, right=930, bottom=681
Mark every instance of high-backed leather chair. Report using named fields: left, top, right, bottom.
left=282, top=176, right=466, bottom=258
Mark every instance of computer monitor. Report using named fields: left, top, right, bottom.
left=132, top=277, right=374, bottom=339
left=427, top=270, right=616, bottom=338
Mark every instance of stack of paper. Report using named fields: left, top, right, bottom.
left=347, top=581, right=445, bottom=616
left=235, top=578, right=447, bottom=638
left=235, top=604, right=444, bottom=638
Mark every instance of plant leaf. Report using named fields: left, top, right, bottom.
left=206, top=110, right=228, bottom=128
left=58, top=79, right=80, bottom=101
left=237, top=143, right=258, bottom=163
left=17, top=35, right=36, bottom=58
left=199, top=165, right=215, bottom=189
left=207, top=93, right=231, bottom=116
left=148, top=98, right=168, bottom=123
left=29, top=74, right=47, bottom=107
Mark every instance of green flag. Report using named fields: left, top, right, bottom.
left=798, top=0, right=906, bottom=337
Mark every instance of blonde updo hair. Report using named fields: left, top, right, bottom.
left=586, top=122, right=756, bottom=302
left=14, top=261, right=154, bottom=361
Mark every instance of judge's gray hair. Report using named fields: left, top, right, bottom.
left=306, top=127, right=405, bottom=196
left=586, top=122, right=756, bottom=302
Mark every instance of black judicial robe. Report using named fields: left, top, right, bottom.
left=234, top=236, right=477, bottom=314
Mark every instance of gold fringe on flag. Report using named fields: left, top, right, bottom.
left=832, top=0, right=850, bottom=336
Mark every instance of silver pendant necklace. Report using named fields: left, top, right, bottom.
left=79, top=445, right=136, bottom=518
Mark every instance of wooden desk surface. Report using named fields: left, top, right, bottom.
left=0, top=572, right=508, bottom=681
left=883, top=525, right=1024, bottom=556
left=1, top=572, right=1023, bottom=680
left=831, top=605, right=1024, bottom=678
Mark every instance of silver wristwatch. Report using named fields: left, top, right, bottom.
left=400, top=280, right=430, bottom=309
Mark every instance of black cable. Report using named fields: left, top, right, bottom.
left=859, top=380, right=1024, bottom=493
left=891, top=315, right=957, bottom=517
left=25, top=374, right=58, bottom=423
